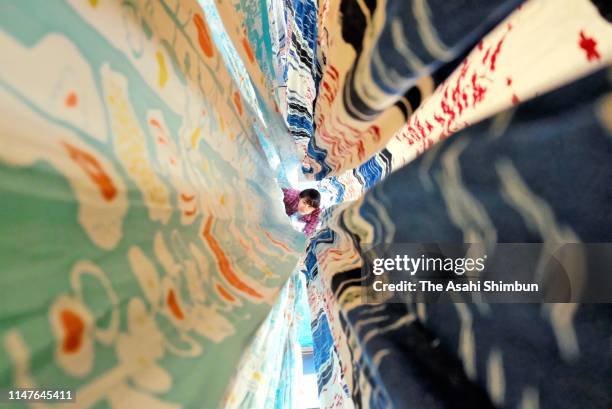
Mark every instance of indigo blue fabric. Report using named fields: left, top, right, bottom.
left=308, top=67, right=612, bottom=409
left=307, top=0, right=524, bottom=179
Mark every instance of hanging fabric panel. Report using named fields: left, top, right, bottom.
left=0, top=1, right=305, bottom=408
left=306, top=67, right=612, bottom=408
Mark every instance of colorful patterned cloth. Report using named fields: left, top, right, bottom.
left=369, top=0, right=612, bottom=182
left=304, top=0, right=612, bottom=194
left=222, top=270, right=305, bottom=409
left=295, top=2, right=612, bottom=408
left=306, top=67, right=612, bottom=408
left=0, top=1, right=305, bottom=408
left=304, top=0, right=524, bottom=180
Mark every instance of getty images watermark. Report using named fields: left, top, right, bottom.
left=361, top=244, right=612, bottom=303
left=372, top=253, right=539, bottom=293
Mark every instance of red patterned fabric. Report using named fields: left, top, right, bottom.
left=282, top=188, right=321, bottom=237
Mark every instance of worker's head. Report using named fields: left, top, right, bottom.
left=298, top=189, right=321, bottom=215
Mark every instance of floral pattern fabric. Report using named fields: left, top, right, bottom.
left=0, top=1, right=305, bottom=408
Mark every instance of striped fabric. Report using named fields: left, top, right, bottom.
left=306, top=67, right=612, bottom=408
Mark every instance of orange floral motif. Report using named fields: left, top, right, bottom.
left=193, top=14, right=214, bottom=58
left=202, top=216, right=263, bottom=299
left=262, top=230, right=292, bottom=253
left=60, top=309, right=85, bottom=353
left=65, top=91, right=78, bottom=108
left=181, top=193, right=195, bottom=202
left=184, top=207, right=197, bottom=217
left=62, top=141, right=117, bottom=201
left=216, top=284, right=236, bottom=302
left=166, top=289, right=185, bottom=320
left=242, top=33, right=255, bottom=63
left=233, top=91, right=243, bottom=115
left=50, top=294, right=95, bottom=376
